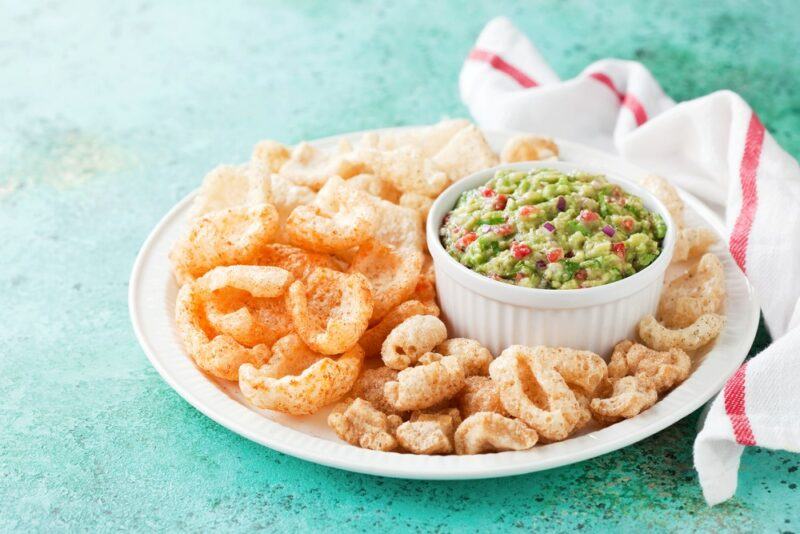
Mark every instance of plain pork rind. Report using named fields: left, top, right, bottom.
left=638, top=313, right=725, bottom=352
left=350, top=366, right=402, bottom=416
left=658, top=253, right=725, bottom=328
left=251, top=140, right=291, bottom=173
left=371, top=119, right=470, bottom=157
left=346, top=173, right=400, bottom=203
left=434, top=338, right=493, bottom=377
left=287, top=268, right=373, bottom=355
left=278, top=142, right=365, bottom=190
left=640, top=174, right=684, bottom=229
left=398, top=192, right=434, bottom=223
left=269, top=174, right=316, bottom=242
left=381, top=315, right=448, bottom=370
left=239, top=342, right=363, bottom=415
left=328, top=398, right=402, bottom=452
left=384, top=355, right=465, bottom=411
left=187, top=162, right=272, bottom=220
left=431, top=124, right=499, bottom=183
left=359, top=300, right=441, bottom=359
left=530, top=346, right=608, bottom=398
left=395, top=410, right=461, bottom=455
left=457, top=376, right=507, bottom=418
left=673, top=227, right=718, bottom=262
left=355, top=145, right=449, bottom=197
left=607, top=341, right=691, bottom=394
left=589, top=376, right=658, bottom=424
left=500, top=135, right=559, bottom=163
left=454, top=412, right=539, bottom=455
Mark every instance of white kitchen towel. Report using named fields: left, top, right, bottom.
left=460, top=16, right=800, bottom=505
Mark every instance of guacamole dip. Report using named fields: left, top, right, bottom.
left=440, top=168, right=666, bottom=289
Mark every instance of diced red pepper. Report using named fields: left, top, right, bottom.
left=612, top=242, right=626, bottom=259
left=546, top=248, right=563, bottom=263
left=495, top=223, right=514, bottom=236
left=519, top=205, right=539, bottom=217
left=621, top=218, right=634, bottom=232
left=481, top=188, right=495, bottom=197
left=580, top=210, right=599, bottom=222
left=493, top=194, right=508, bottom=210
left=511, top=242, right=532, bottom=259
left=456, top=232, right=477, bottom=250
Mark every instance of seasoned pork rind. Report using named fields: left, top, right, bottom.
left=349, top=239, right=423, bottom=323
left=359, top=300, right=440, bottom=358
left=350, top=366, right=402, bottom=416
left=395, top=410, right=460, bottom=455
left=355, top=146, right=449, bottom=197
left=640, top=174, right=684, bottom=229
left=658, top=253, right=725, bottom=327
left=175, top=280, right=271, bottom=381
left=457, top=376, right=507, bottom=418
left=500, top=135, right=559, bottom=163
left=269, top=174, right=316, bottom=242
left=589, top=376, right=658, bottom=424
left=170, top=203, right=279, bottom=284
left=431, top=124, right=499, bottom=182
left=372, top=119, right=470, bottom=157
left=239, top=341, right=363, bottom=415
left=454, top=412, right=538, bottom=455
left=531, top=346, right=608, bottom=397
left=381, top=315, right=448, bottom=370
left=607, top=341, right=691, bottom=394
left=187, top=162, right=272, bottom=220
left=398, top=192, right=434, bottom=223
left=673, top=227, right=718, bottom=262
left=638, top=313, right=725, bottom=352
left=346, top=173, right=400, bottom=203
left=256, top=333, right=323, bottom=378
left=278, top=142, right=365, bottom=190
left=435, top=338, right=493, bottom=377
left=287, top=268, right=373, bottom=355
left=384, top=355, right=465, bottom=411
left=251, top=140, right=291, bottom=173
left=328, top=398, right=402, bottom=451
left=254, top=243, right=339, bottom=282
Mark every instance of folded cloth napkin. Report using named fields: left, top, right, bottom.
left=460, top=16, right=800, bottom=505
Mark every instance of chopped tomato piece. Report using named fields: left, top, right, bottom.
left=612, top=242, right=626, bottom=259
left=621, top=218, right=634, bottom=231
left=519, top=205, right=539, bottom=217
left=481, top=188, right=495, bottom=197
left=580, top=210, right=599, bottom=222
left=456, top=232, right=477, bottom=250
left=493, top=194, right=508, bottom=210
left=511, top=242, right=531, bottom=259
left=574, top=269, right=587, bottom=281
left=546, top=248, right=563, bottom=263
left=495, top=223, right=514, bottom=236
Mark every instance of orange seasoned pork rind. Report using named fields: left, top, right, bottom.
left=359, top=300, right=440, bottom=359
left=381, top=315, right=448, bottom=370
left=607, top=341, right=691, bottom=393
left=170, top=203, right=279, bottom=284
left=328, top=398, right=402, bottom=452
left=346, top=173, right=400, bottom=203
left=384, top=355, right=465, bottom=412
left=175, top=280, right=271, bottom=381
left=673, top=227, right=718, bottom=262
left=239, top=339, right=363, bottom=415
left=435, top=338, right=494, bottom=377
left=287, top=268, right=373, bottom=355
left=589, top=376, right=658, bottom=424
left=454, top=412, right=538, bottom=455
left=251, top=139, right=290, bottom=173
left=395, top=410, right=460, bottom=455
left=268, top=174, right=316, bottom=243
left=350, top=366, right=402, bottom=416
left=658, top=253, right=725, bottom=327
left=286, top=200, right=375, bottom=254
left=457, top=376, right=507, bottom=418
left=500, top=135, right=558, bottom=163
left=254, top=243, right=340, bottom=282
left=368, top=119, right=470, bottom=157
left=431, top=124, right=499, bottom=183
left=349, top=239, right=423, bottom=323
left=640, top=174, right=684, bottom=229
left=638, top=313, right=725, bottom=352
left=278, top=141, right=365, bottom=191
left=187, top=162, right=272, bottom=220
left=355, top=146, right=449, bottom=197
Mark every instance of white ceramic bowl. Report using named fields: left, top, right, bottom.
left=426, top=161, right=676, bottom=358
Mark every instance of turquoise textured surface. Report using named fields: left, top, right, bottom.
left=2, top=1, right=799, bottom=531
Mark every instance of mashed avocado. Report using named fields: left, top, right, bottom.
left=440, top=168, right=666, bottom=289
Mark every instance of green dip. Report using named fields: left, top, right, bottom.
left=440, top=168, right=666, bottom=289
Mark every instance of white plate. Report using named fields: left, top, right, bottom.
left=129, top=127, right=759, bottom=479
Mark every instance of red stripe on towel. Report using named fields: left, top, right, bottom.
left=468, top=48, right=538, bottom=88
left=724, top=363, right=756, bottom=446
left=588, top=72, right=648, bottom=126
left=729, top=112, right=765, bottom=272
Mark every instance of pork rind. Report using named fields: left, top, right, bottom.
left=431, top=124, right=499, bottom=183
left=381, top=315, right=448, bottom=370
left=349, top=366, right=402, bottom=416
left=607, top=341, right=691, bottom=394
left=371, top=119, right=470, bottom=157
left=589, top=376, right=658, bottom=424
left=673, top=227, right=718, bottom=262
left=531, top=346, right=608, bottom=398
left=434, top=338, right=493, bottom=377
left=395, top=411, right=460, bottom=455
left=359, top=300, right=441, bottom=358
left=457, top=376, right=507, bottom=418
left=287, top=268, right=373, bottom=355
left=175, top=281, right=271, bottom=381
left=638, top=313, right=725, bottom=352
left=251, top=140, right=291, bottom=173
left=488, top=346, right=587, bottom=441
left=349, top=239, right=423, bottom=323
left=254, top=243, right=339, bottom=282
left=269, top=174, right=316, bottom=242
left=170, top=203, right=279, bottom=284
left=187, top=162, right=272, bottom=220
left=500, top=135, right=559, bottom=163
left=239, top=342, right=363, bottom=415
left=640, top=174, right=684, bottom=229
left=278, top=142, right=365, bottom=190
left=255, top=333, right=323, bottom=378
left=384, top=355, right=465, bottom=411
left=398, top=192, right=434, bottom=223
left=454, top=412, right=539, bottom=455
left=356, top=146, right=449, bottom=197
left=328, top=398, right=402, bottom=451
left=346, top=173, right=400, bottom=203
left=658, top=253, right=725, bottom=327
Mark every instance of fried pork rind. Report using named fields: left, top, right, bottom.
left=489, top=346, right=587, bottom=442
left=431, top=124, right=499, bottom=183
left=269, top=174, right=316, bottom=242
left=287, top=268, right=373, bottom=355
left=607, top=341, right=691, bottom=393
left=384, top=355, right=465, bottom=411
left=500, top=135, right=559, bottom=163
left=187, top=163, right=272, bottom=220
left=239, top=341, right=364, bottom=415
left=328, top=398, right=402, bottom=452
left=457, top=376, right=507, bottom=418
left=398, top=192, right=434, bottom=223
left=254, top=243, right=339, bottom=281
left=252, top=140, right=291, bottom=173
left=531, top=346, right=608, bottom=398
left=435, top=338, right=494, bottom=377
left=350, top=366, right=403, bottom=416
left=278, top=142, right=365, bottom=190
left=673, top=227, right=718, bottom=262
left=454, top=412, right=539, bottom=455
left=348, top=239, right=423, bottom=323
left=381, top=315, right=448, bottom=370
left=356, top=146, right=449, bottom=197
left=395, top=411, right=460, bottom=455
left=589, top=376, right=658, bottom=424
left=640, top=174, right=684, bottom=229
left=638, top=313, right=725, bottom=352
left=256, top=333, right=323, bottom=378
left=175, top=281, right=271, bottom=381
left=659, top=253, right=725, bottom=328
left=359, top=300, right=441, bottom=358
left=372, top=119, right=470, bottom=157
left=170, top=203, right=280, bottom=285
left=346, top=173, right=400, bottom=203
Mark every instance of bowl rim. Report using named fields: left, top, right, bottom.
left=426, top=161, right=676, bottom=309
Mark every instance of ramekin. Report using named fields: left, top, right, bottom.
left=426, top=161, right=676, bottom=358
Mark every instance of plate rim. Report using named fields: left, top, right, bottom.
left=129, top=126, right=760, bottom=480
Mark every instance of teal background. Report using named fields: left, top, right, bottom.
left=2, top=0, right=799, bottom=531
